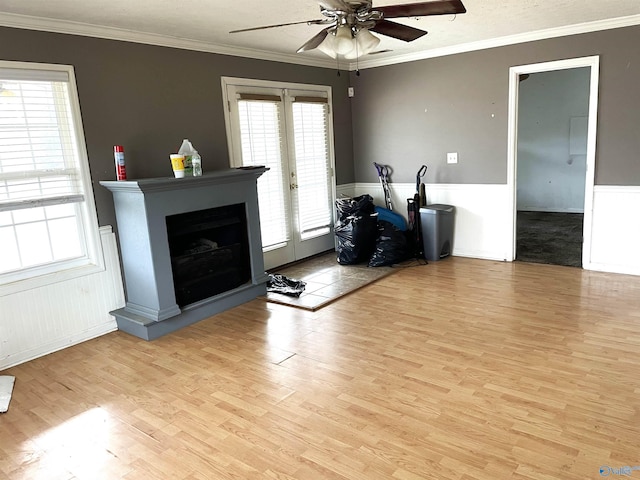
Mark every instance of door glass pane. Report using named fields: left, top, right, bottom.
left=292, top=102, right=332, bottom=239
left=237, top=100, right=290, bottom=249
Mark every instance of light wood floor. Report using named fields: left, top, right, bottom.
left=2, top=257, right=640, bottom=479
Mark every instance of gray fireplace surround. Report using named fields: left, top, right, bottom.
left=101, top=167, right=269, bottom=340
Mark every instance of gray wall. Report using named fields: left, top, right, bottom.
left=517, top=68, right=590, bottom=212
left=349, top=26, right=640, bottom=186
left=4, top=22, right=640, bottom=226
left=0, top=26, right=354, bottom=228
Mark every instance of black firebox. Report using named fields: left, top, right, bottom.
left=166, top=204, right=251, bottom=307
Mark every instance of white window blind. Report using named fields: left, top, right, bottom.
left=0, top=64, right=93, bottom=279
left=0, top=73, right=84, bottom=210
left=237, top=96, right=291, bottom=250
left=291, top=98, right=332, bottom=239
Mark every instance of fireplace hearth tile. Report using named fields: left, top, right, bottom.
left=264, top=252, right=396, bottom=311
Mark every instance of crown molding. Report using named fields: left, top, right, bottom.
left=354, top=14, right=640, bottom=70
left=0, top=12, right=337, bottom=69
left=1, top=11, right=640, bottom=71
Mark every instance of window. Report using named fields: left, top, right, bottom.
left=0, top=61, right=102, bottom=292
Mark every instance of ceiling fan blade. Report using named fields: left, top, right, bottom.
left=297, top=28, right=331, bottom=53
left=371, top=20, right=428, bottom=42
left=230, top=19, right=325, bottom=34
left=377, top=0, right=466, bottom=18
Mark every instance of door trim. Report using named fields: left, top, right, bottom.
left=506, top=55, right=600, bottom=267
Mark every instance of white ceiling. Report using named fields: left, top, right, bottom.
left=1, top=0, right=640, bottom=69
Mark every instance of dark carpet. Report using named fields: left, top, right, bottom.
left=516, top=211, right=583, bottom=268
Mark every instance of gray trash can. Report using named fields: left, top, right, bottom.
left=419, top=204, right=455, bottom=261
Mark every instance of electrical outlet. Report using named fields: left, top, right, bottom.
left=348, top=87, right=354, bottom=97
left=447, top=152, right=458, bottom=164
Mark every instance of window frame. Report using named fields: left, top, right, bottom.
left=0, top=61, right=104, bottom=296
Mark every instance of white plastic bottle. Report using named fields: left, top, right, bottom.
left=192, top=150, right=202, bottom=176
left=178, top=139, right=194, bottom=176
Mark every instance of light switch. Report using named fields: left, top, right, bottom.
left=447, top=152, right=458, bottom=164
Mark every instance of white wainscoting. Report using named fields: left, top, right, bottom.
left=338, top=182, right=640, bottom=275
left=337, top=182, right=512, bottom=261
left=588, top=186, right=640, bottom=275
left=0, top=226, right=125, bottom=370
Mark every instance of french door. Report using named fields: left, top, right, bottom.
left=222, top=78, right=336, bottom=270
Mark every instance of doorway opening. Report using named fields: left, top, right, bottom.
left=506, top=56, right=600, bottom=268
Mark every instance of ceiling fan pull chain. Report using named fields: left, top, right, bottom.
left=355, top=37, right=360, bottom=76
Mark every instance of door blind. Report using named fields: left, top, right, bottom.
left=291, top=100, right=332, bottom=238
left=237, top=98, right=291, bottom=249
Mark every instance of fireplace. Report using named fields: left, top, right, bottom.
left=101, top=168, right=268, bottom=340
left=166, top=204, right=251, bottom=306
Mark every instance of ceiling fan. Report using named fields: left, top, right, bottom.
left=230, top=0, right=467, bottom=59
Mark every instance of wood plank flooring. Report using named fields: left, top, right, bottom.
left=2, top=257, right=640, bottom=479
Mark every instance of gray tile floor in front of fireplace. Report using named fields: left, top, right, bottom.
left=263, top=251, right=396, bottom=311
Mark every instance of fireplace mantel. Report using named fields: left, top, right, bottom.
left=101, top=167, right=268, bottom=340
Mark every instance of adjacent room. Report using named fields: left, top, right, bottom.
left=1, top=1, right=640, bottom=478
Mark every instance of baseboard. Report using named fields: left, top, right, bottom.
left=451, top=250, right=509, bottom=262
left=1, top=323, right=117, bottom=370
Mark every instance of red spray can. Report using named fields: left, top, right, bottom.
left=113, top=145, right=127, bottom=180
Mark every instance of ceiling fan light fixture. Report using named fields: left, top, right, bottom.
left=344, top=28, right=380, bottom=60
left=317, top=31, right=338, bottom=59
left=334, top=24, right=355, bottom=55
left=356, top=28, right=380, bottom=54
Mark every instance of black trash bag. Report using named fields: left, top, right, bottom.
left=335, top=213, right=378, bottom=265
left=336, top=194, right=375, bottom=222
left=267, top=274, right=306, bottom=297
left=369, top=220, right=411, bottom=267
